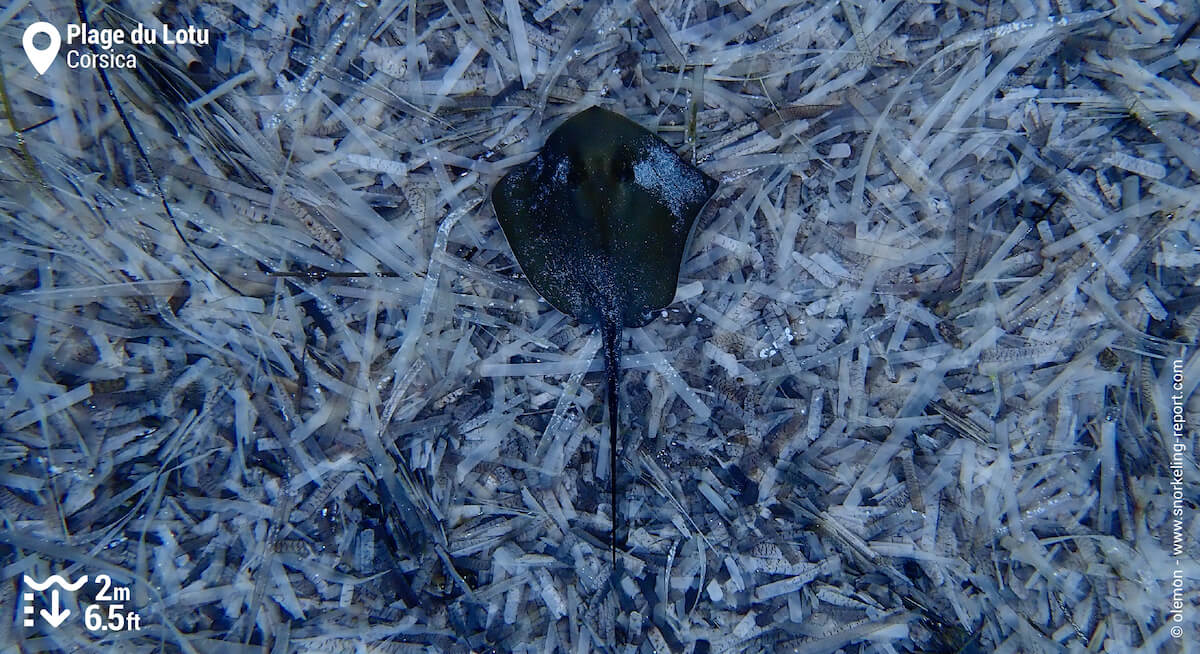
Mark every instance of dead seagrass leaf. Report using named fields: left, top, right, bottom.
left=491, top=105, right=717, bottom=571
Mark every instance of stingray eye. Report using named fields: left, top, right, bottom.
left=567, top=156, right=586, bottom=185
left=610, top=151, right=635, bottom=182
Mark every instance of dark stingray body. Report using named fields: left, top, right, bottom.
left=491, top=106, right=717, bottom=576
left=493, top=107, right=717, bottom=328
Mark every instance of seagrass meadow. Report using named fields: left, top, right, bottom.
left=1, top=0, right=1198, bottom=652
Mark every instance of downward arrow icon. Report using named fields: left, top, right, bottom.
left=40, top=589, right=70, bottom=628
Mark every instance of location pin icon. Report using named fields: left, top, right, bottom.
left=23, top=22, right=61, bottom=75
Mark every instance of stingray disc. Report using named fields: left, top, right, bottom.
left=491, top=106, right=718, bottom=328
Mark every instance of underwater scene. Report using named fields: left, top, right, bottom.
left=1, top=0, right=1198, bottom=651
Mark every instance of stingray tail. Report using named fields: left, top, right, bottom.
left=600, top=321, right=621, bottom=575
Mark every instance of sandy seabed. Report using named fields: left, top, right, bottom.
left=1, top=0, right=1198, bottom=652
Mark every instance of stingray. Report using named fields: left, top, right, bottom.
left=491, top=106, right=718, bottom=570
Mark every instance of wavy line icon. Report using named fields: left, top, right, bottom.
left=23, top=574, right=88, bottom=591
